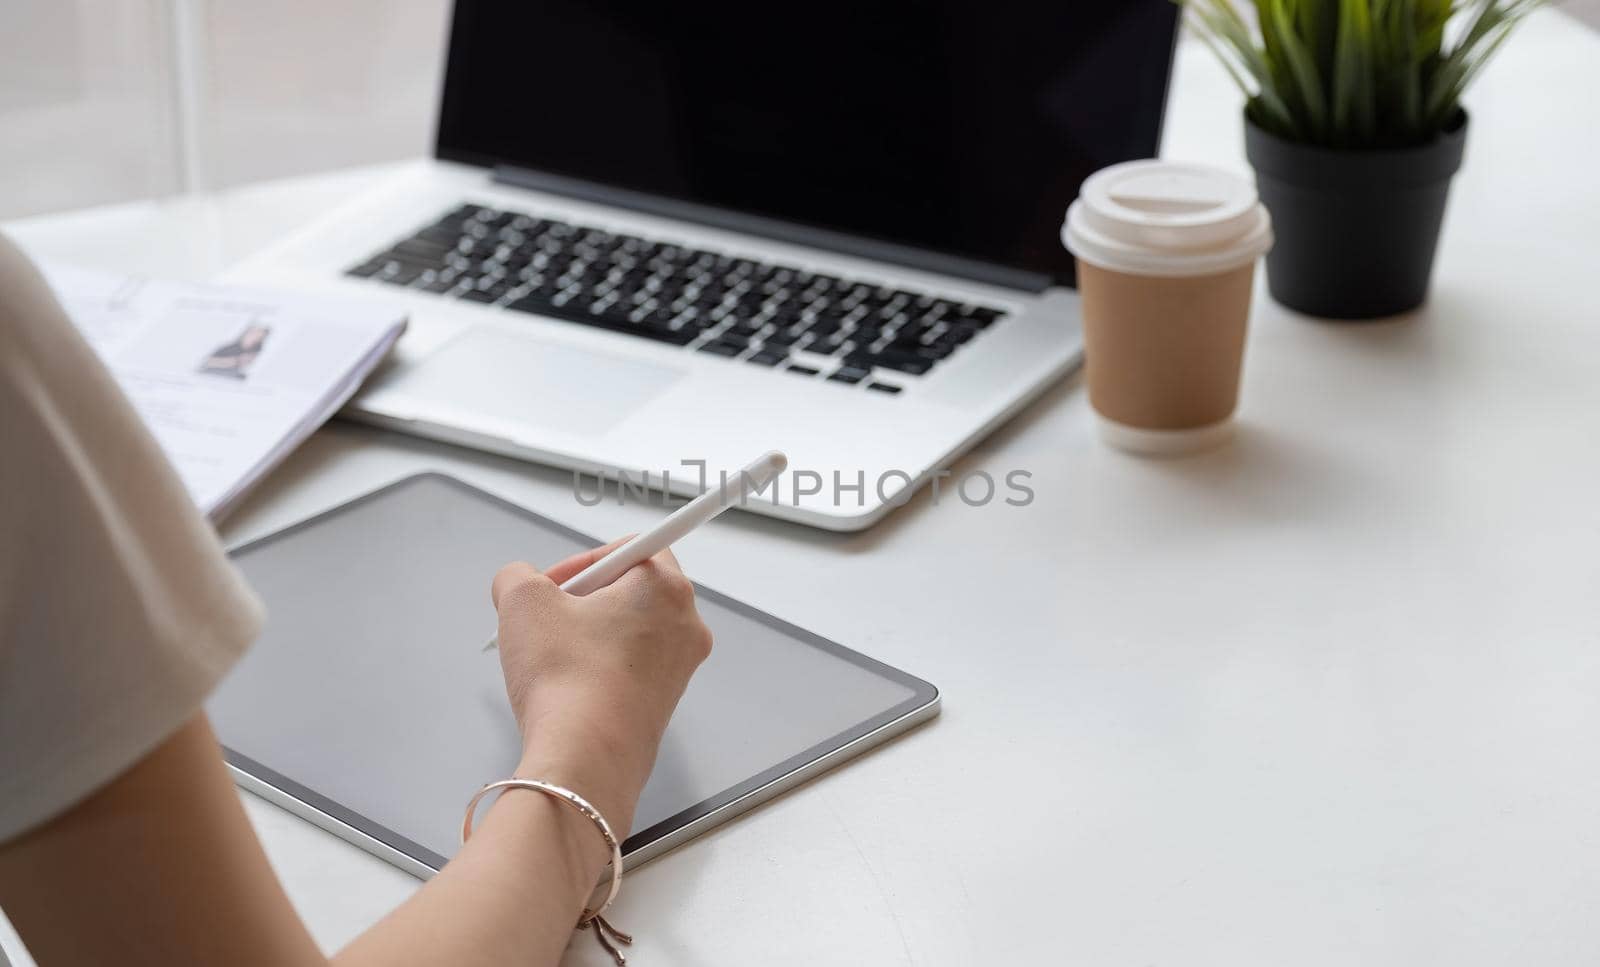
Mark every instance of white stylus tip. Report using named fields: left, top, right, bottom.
left=750, top=450, right=787, bottom=486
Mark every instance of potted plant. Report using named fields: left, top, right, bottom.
left=1183, top=0, right=1544, bottom=319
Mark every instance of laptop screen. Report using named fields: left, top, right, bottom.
left=436, top=2, right=1178, bottom=287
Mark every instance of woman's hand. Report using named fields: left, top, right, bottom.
left=490, top=539, right=713, bottom=839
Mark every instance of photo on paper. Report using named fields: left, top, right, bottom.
left=197, top=323, right=272, bottom=380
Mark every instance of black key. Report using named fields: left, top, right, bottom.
left=379, top=263, right=423, bottom=286
left=345, top=260, right=386, bottom=278
left=666, top=304, right=703, bottom=325
left=376, top=247, right=443, bottom=270
left=847, top=350, right=933, bottom=376
left=504, top=294, right=696, bottom=346
left=393, top=237, right=451, bottom=260
left=968, top=306, right=1005, bottom=326
left=698, top=340, right=745, bottom=358
left=804, top=315, right=844, bottom=337
left=459, top=287, right=507, bottom=304
left=762, top=330, right=801, bottom=347
left=416, top=224, right=463, bottom=245
left=867, top=382, right=903, bottom=394
left=747, top=349, right=789, bottom=367
left=670, top=314, right=713, bottom=334
left=586, top=296, right=624, bottom=317
left=475, top=263, right=513, bottom=284
left=474, top=265, right=512, bottom=286
left=828, top=366, right=870, bottom=385
left=887, top=337, right=950, bottom=362
left=420, top=275, right=461, bottom=294
left=942, top=322, right=982, bottom=344
left=786, top=364, right=820, bottom=376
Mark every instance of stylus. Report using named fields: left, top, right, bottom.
left=484, top=450, right=788, bottom=650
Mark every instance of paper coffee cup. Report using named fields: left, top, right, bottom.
left=1063, top=161, right=1272, bottom=455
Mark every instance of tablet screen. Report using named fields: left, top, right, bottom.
left=210, top=474, right=935, bottom=870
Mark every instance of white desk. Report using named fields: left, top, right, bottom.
left=6, top=14, right=1600, bottom=965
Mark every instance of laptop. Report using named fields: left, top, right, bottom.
left=223, top=1, right=1179, bottom=531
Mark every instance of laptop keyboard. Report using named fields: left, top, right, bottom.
left=345, top=203, right=1008, bottom=390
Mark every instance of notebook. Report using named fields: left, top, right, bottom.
left=42, top=263, right=406, bottom=521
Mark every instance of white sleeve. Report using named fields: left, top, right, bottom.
left=0, top=235, right=265, bottom=844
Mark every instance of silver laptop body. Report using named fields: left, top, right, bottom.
left=223, top=3, right=1179, bottom=530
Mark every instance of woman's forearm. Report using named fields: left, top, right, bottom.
left=333, top=749, right=616, bottom=967
left=0, top=714, right=628, bottom=967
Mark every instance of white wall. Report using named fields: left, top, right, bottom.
left=1, top=1, right=182, bottom=217
left=0, top=0, right=450, bottom=220
left=195, top=0, right=450, bottom=189
left=2, top=1, right=1594, bottom=223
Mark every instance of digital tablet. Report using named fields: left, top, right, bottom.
left=209, top=473, right=939, bottom=877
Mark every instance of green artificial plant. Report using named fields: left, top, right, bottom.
left=1182, top=0, right=1545, bottom=148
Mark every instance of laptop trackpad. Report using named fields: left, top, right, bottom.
left=393, top=329, right=684, bottom=437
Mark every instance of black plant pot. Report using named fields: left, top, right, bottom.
left=1244, top=112, right=1468, bottom=320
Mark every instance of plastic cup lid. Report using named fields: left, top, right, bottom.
left=1062, top=160, right=1273, bottom=277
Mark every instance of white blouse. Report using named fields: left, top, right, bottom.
left=0, top=235, right=263, bottom=844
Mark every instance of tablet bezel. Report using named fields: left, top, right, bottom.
left=220, top=472, right=939, bottom=878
